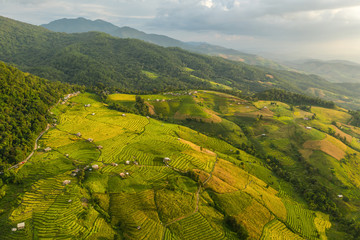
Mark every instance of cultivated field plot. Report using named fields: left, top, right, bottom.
left=283, top=199, right=319, bottom=240
left=168, top=212, right=225, bottom=240
left=260, top=219, right=304, bottom=240
left=310, top=107, right=352, bottom=124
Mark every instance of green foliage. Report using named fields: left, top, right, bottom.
left=348, top=110, right=360, bottom=127
left=0, top=62, right=79, bottom=165
left=134, top=96, right=149, bottom=116
left=255, top=89, right=335, bottom=108
left=224, top=215, right=249, bottom=239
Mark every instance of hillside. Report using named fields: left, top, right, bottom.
left=285, top=59, right=360, bottom=83
left=0, top=92, right=340, bottom=240
left=108, top=90, right=360, bottom=239
left=2, top=16, right=360, bottom=110
left=0, top=62, right=80, bottom=166
left=41, top=17, right=288, bottom=70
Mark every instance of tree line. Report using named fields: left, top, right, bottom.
left=255, top=89, right=335, bottom=108
left=0, top=62, right=82, bottom=167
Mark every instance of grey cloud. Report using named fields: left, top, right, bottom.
left=0, top=0, right=360, bottom=61
left=148, top=0, right=360, bottom=41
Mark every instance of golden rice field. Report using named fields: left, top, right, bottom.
left=2, top=92, right=336, bottom=240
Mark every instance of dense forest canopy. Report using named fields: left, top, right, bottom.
left=0, top=62, right=80, bottom=166
left=255, top=89, right=335, bottom=108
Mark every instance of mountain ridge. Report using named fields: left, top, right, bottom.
left=285, top=59, right=360, bottom=83
left=41, top=17, right=289, bottom=70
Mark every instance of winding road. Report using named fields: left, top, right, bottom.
left=8, top=124, right=51, bottom=170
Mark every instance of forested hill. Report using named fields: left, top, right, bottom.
left=1, top=16, right=360, bottom=109
left=0, top=62, right=80, bottom=166
left=42, top=17, right=288, bottom=70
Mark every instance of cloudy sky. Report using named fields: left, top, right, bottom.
left=1, top=0, right=360, bottom=62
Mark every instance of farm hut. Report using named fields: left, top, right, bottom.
left=84, top=104, right=91, bottom=107
left=146, top=116, right=150, bottom=119
left=65, top=154, right=69, bottom=157
left=11, top=228, right=17, bottom=232
left=71, top=172, right=77, bottom=177
left=338, top=195, right=343, bottom=198
left=91, top=113, right=96, bottom=116
left=68, top=199, right=72, bottom=203
left=17, top=222, right=25, bottom=229
left=194, top=91, right=198, bottom=94
left=163, top=157, right=171, bottom=163
left=122, top=114, right=126, bottom=117
left=76, top=132, right=82, bottom=137
left=306, top=126, right=312, bottom=130
left=92, top=164, right=99, bottom=170
left=156, top=99, right=160, bottom=102
left=261, top=134, right=266, bottom=136
left=44, top=147, right=52, bottom=152
left=87, top=138, right=93, bottom=142
left=119, top=172, right=126, bottom=178
left=125, top=172, right=130, bottom=176
left=111, top=162, right=118, bottom=166
left=134, top=161, right=139, bottom=165
left=137, top=226, right=141, bottom=230
left=62, top=180, right=71, bottom=185
left=264, top=106, right=268, bottom=109
left=125, top=160, right=131, bottom=165
left=97, top=145, right=103, bottom=149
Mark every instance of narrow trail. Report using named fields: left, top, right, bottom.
left=8, top=124, right=51, bottom=171
left=7, top=92, right=78, bottom=171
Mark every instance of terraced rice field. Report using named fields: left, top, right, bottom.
left=1, top=92, right=334, bottom=240
left=260, top=219, right=304, bottom=240
left=169, top=212, right=225, bottom=240
left=283, top=199, right=319, bottom=240
left=110, top=190, right=165, bottom=239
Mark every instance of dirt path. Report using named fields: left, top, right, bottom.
left=8, top=124, right=51, bottom=171
left=7, top=92, right=78, bottom=171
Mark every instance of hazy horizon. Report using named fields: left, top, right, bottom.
left=2, top=0, right=360, bottom=63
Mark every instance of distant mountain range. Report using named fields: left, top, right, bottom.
left=41, top=17, right=288, bottom=71
left=285, top=59, right=360, bottom=83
